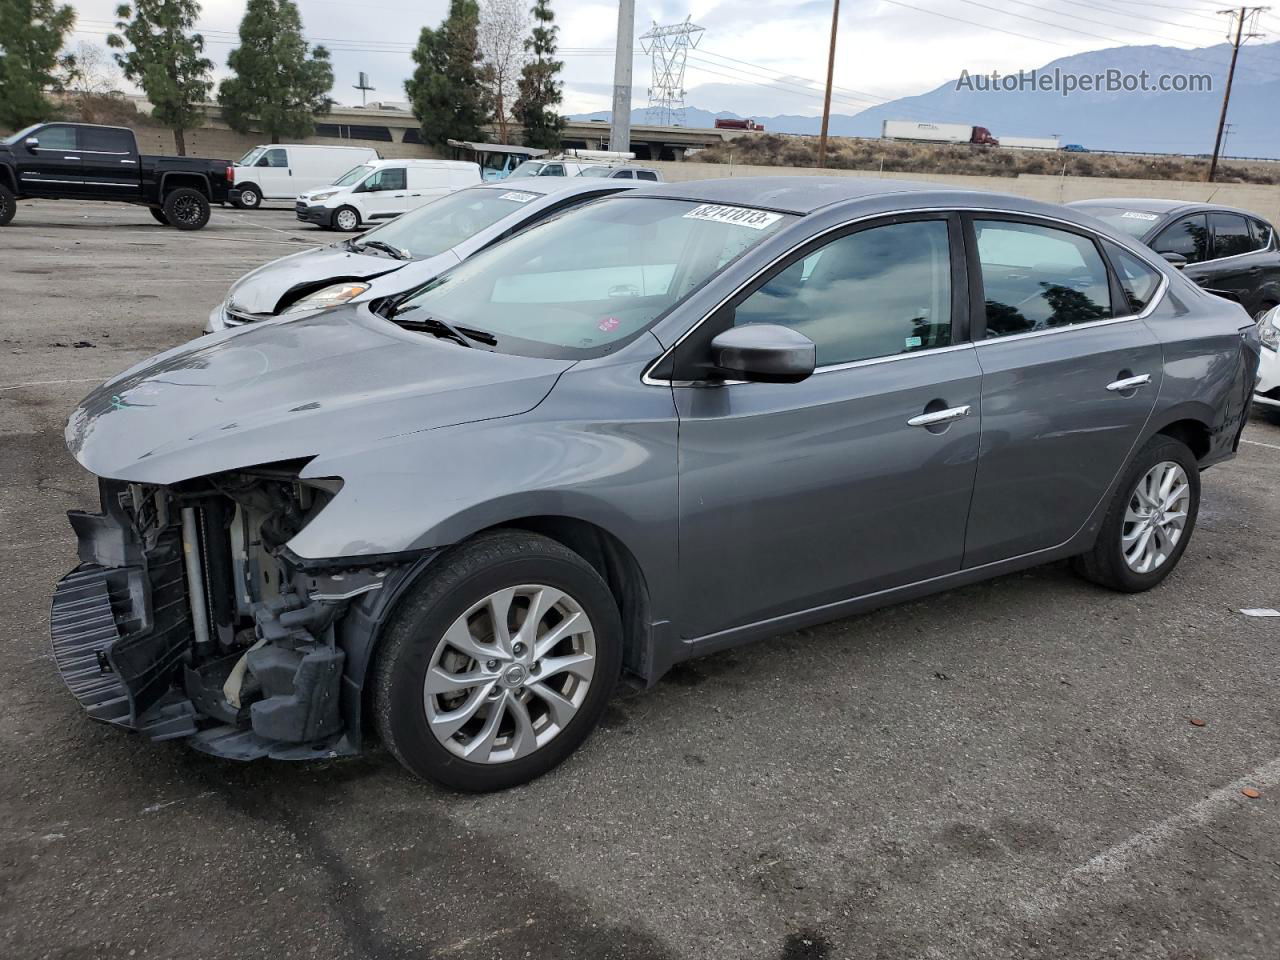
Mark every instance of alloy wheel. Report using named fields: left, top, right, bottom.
left=423, top=584, right=597, bottom=764
left=1122, top=460, right=1190, bottom=573
left=172, top=194, right=201, bottom=226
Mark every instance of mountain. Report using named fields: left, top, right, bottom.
left=570, top=41, right=1280, bottom=157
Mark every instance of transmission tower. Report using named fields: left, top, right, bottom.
left=640, top=17, right=704, bottom=127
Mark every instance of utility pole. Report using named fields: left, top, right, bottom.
left=1208, top=6, right=1267, bottom=182
left=817, top=0, right=840, bottom=168
left=611, top=0, right=636, bottom=155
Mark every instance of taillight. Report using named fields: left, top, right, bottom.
left=226, top=165, right=234, bottom=183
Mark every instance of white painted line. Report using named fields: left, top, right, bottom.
left=1069, top=757, right=1280, bottom=884
left=0, top=377, right=103, bottom=393
left=1242, top=438, right=1280, bottom=451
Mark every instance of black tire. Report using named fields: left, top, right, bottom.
left=162, top=187, right=211, bottom=231
left=235, top=185, right=262, bottom=209
left=373, top=530, right=622, bottom=792
left=0, top=183, right=15, bottom=226
left=333, top=205, right=361, bottom=232
left=148, top=206, right=169, bottom=225
left=1073, top=435, right=1200, bottom=592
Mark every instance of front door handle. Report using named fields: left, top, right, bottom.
left=907, top=405, right=971, bottom=428
left=1106, top=374, right=1152, bottom=392
left=64, top=155, right=80, bottom=160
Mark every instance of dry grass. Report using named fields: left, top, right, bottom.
left=689, top=133, right=1280, bottom=185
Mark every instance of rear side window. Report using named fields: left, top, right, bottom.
left=1210, top=213, right=1258, bottom=258
left=1152, top=214, right=1209, bottom=263
left=1252, top=219, right=1274, bottom=249
left=734, top=219, right=953, bottom=366
left=1103, top=241, right=1164, bottom=314
left=541, top=164, right=565, bottom=176
left=80, top=127, right=133, bottom=153
left=975, top=220, right=1113, bottom=338
left=636, top=170, right=659, bottom=181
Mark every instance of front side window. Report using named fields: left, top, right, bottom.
left=1153, top=214, right=1209, bottom=263
left=1211, top=212, right=1258, bottom=258
left=392, top=197, right=793, bottom=358
left=361, top=167, right=406, bottom=191
left=734, top=219, right=952, bottom=366
left=540, top=163, right=565, bottom=177
left=975, top=220, right=1113, bottom=338
left=80, top=127, right=133, bottom=153
left=1104, top=241, right=1164, bottom=314
left=257, top=148, right=288, bottom=168
left=636, top=170, right=659, bottom=181
left=35, top=125, right=77, bottom=151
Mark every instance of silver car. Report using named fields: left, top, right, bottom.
left=54, top=178, right=1259, bottom=791
left=206, top=178, right=638, bottom=332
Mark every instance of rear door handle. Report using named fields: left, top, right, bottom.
left=907, top=405, right=971, bottom=427
left=64, top=156, right=80, bottom=160
left=1106, top=374, right=1152, bottom=392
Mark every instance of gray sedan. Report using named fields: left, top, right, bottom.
left=206, top=177, right=638, bottom=332
left=55, top=178, right=1259, bottom=791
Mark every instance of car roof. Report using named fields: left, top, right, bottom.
left=467, top=178, right=641, bottom=198
left=1068, top=197, right=1269, bottom=221
left=625, top=176, right=989, bottom=215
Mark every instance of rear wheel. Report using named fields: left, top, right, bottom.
left=373, top=530, right=622, bottom=792
left=163, top=187, right=211, bottom=231
left=333, top=205, right=361, bottom=232
left=148, top=206, right=169, bottom=225
left=1073, top=435, right=1200, bottom=592
left=235, top=185, right=261, bottom=209
left=0, top=183, right=15, bottom=226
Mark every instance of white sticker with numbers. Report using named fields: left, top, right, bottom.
left=500, top=191, right=537, bottom=203
left=1120, top=211, right=1159, bottom=221
left=683, top=203, right=783, bottom=230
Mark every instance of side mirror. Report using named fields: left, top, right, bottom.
left=710, top=322, right=816, bottom=384
left=1160, top=251, right=1189, bottom=270
left=24, top=137, right=39, bottom=152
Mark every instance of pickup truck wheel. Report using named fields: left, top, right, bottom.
left=0, top=184, right=15, bottom=226
left=333, top=206, right=361, bottom=232
left=373, top=530, right=622, bottom=792
left=163, top=187, right=211, bottom=230
left=148, top=207, right=169, bottom=225
left=235, top=186, right=261, bottom=209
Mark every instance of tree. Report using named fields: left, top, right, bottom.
left=0, top=0, right=76, bottom=130
left=405, top=0, right=489, bottom=149
left=218, top=0, right=333, bottom=143
left=59, top=41, right=124, bottom=98
left=108, top=0, right=212, bottom=155
left=512, top=0, right=564, bottom=151
left=478, top=0, right=527, bottom=144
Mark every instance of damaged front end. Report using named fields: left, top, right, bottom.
left=50, top=465, right=408, bottom=760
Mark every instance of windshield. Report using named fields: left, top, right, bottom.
left=392, top=197, right=794, bottom=358
left=332, top=164, right=373, bottom=187
left=508, top=161, right=544, bottom=178
left=1, top=125, right=41, bottom=145
left=356, top=187, right=545, bottom=259
left=238, top=147, right=264, bottom=166
left=1075, top=205, right=1164, bottom=239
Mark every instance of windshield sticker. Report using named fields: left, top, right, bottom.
left=500, top=191, right=538, bottom=203
left=683, top=203, right=783, bottom=230
left=1121, top=211, right=1160, bottom=221
left=597, top=316, right=621, bottom=332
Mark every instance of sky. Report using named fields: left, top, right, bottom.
left=62, top=0, right=1274, bottom=118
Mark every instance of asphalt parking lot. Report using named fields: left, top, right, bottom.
left=2, top=198, right=1279, bottom=960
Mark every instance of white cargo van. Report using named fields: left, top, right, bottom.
left=229, top=144, right=381, bottom=209
left=293, top=158, right=482, bottom=232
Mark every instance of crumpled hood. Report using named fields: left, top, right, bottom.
left=66, top=306, right=574, bottom=484
left=226, top=244, right=438, bottom=315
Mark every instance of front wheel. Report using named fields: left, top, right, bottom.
left=235, top=185, right=261, bottom=209
left=163, top=187, right=211, bottom=230
left=333, top=205, right=361, bottom=232
left=1073, top=435, right=1200, bottom=592
left=373, top=531, right=622, bottom=792
left=0, top=183, right=16, bottom=226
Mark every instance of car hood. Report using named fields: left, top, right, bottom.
left=226, top=245, right=457, bottom=315
left=66, top=306, right=574, bottom=485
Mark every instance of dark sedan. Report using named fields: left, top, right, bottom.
left=1069, top=198, right=1280, bottom=319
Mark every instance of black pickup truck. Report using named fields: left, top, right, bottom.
left=0, top=121, right=232, bottom=230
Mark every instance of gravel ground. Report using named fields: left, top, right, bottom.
left=2, top=199, right=1278, bottom=960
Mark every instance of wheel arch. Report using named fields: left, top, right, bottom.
left=159, top=171, right=211, bottom=198
left=0, top=163, right=16, bottom=193
left=1145, top=404, right=1217, bottom=462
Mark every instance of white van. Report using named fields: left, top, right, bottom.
left=229, top=145, right=381, bottom=209
left=293, top=158, right=482, bottom=232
